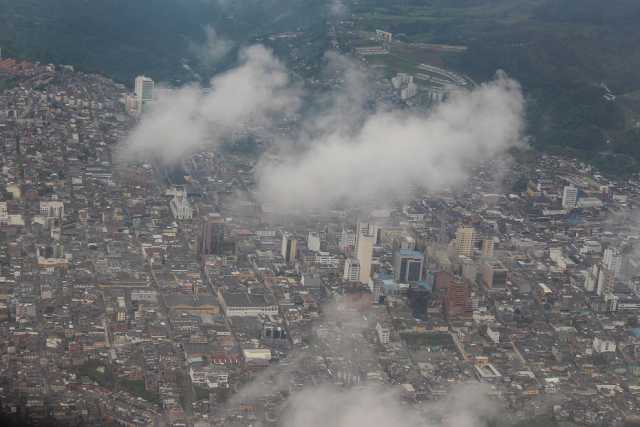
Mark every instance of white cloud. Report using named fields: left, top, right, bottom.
left=188, top=25, right=234, bottom=68
left=118, top=45, right=300, bottom=164
left=281, top=383, right=498, bottom=427
left=256, top=74, right=525, bottom=211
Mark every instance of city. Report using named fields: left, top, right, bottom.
left=1, top=4, right=640, bottom=427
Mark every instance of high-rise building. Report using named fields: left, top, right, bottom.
left=339, top=228, right=355, bottom=252
left=562, top=185, right=578, bottom=210
left=444, top=276, right=473, bottom=320
left=481, top=259, right=508, bottom=289
left=354, top=222, right=375, bottom=284
left=170, top=189, right=193, bottom=220
left=584, top=264, right=599, bottom=293
left=134, top=75, right=154, bottom=113
left=200, top=214, right=224, bottom=256
left=281, top=233, right=297, bottom=264
left=393, top=234, right=416, bottom=251
left=393, top=249, right=424, bottom=283
left=39, top=200, right=64, bottom=219
left=343, top=258, right=361, bottom=282
left=596, top=265, right=615, bottom=296
left=481, top=239, right=494, bottom=258
left=603, top=248, right=622, bottom=278
left=307, top=232, right=321, bottom=252
left=454, top=226, right=477, bottom=257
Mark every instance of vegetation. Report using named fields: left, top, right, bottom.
left=351, top=0, right=640, bottom=175
left=0, top=0, right=326, bottom=86
left=78, top=361, right=159, bottom=404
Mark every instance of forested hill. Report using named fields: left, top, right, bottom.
left=0, top=0, right=325, bottom=85
left=353, top=0, right=640, bottom=175
left=3, top=0, right=640, bottom=175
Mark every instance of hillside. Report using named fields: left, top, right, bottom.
left=0, top=0, right=326, bottom=85
left=350, top=0, right=640, bottom=175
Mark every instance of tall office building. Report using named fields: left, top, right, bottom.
left=134, top=75, right=154, bottom=113
left=444, top=276, right=473, bottom=320
left=343, top=258, right=361, bottom=282
left=481, top=259, right=508, bottom=289
left=481, top=239, right=494, bottom=258
left=393, top=249, right=424, bottom=283
left=339, top=228, right=355, bottom=252
left=170, top=189, right=192, bottom=220
left=307, top=232, right=321, bottom=252
left=281, top=233, right=297, bottom=264
left=603, top=248, right=622, bottom=278
left=596, top=265, right=616, bottom=296
left=200, top=213, right=224, bottom=256
left=562, top=185, right=578, bottom=210
left=354, top=222, right=375, bottom=284
left=454, top=226, right=477, bottom=258
left=393, top=234, right=416, bottom=252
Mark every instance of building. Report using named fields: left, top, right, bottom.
left=577, top=197, right=603, bottom=209
left=170, top=189, right=193, bottom=220
left=375, top=29, right=393, bottom=43
left=39, top=200, right=64, bottom=218
left=584, top=264, right=599, bottom=293
left=481, top=239, right=494, bottom=258
left=393, top=249, right=424, bottom=283
left=376, top=322, right=391, bottom=344
left=455, top=226, right=477, bottom=257
left=596, top=265, right=615, bottom=296
left=354, top=222, right=375, bottom=284
left=281, top=233, right=297, bottom=264
left=200, top=214, right=224, bottom=256
left=603, top=248, right=622, bottom=278
left=444, top=277, right=473, bottom=319
left=339, top=228, right=355, bottom=252
left=134, top=75, right=154, bottom=113
left=481, top=260, right=508, bottom=290
left=315, top=251, right=339, bottom=268
left=307, top=232, right=321, bottom=252
left=220, top=291, right=278, bottom=317
left=116, top=296, right=127, bottom=322
left=343, top=258, right=361, bottom=282
left=562, top=185, right=578, bottom=210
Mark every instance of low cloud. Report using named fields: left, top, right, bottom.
left=329, top=0, right=348, bottom=18
left=282, top=383, right=498, bottom=427
left=256, top=74, right=525, bottom=211
left=119, top=45, right=524, bottom=211
left=118, top=45, right=300, bottom=164
left=188, top=25, right=234, bottom=69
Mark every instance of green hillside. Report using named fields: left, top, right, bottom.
left=350, top=0, right=640, bottom=175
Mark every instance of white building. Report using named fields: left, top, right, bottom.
left=339, top=228, right=355, bottom=252
left=577, top=197, right=603, bottom=209
left=603, top=247, right=622, bottom=278
left=134, top=75, right=154, bottom=113
left=307, top=232, right=321, bottom=252
left=376, top=322, right=391, bottom=345
left=189, top=365, right=229, bottom=389
left=355, top=222, right=375, bottom=284
left=281, top=233, right=297, bottom=263
left=170, top=189, right=193, bottom=220
left=343, top=257, right=361, bottom=282
left=584, top=264, right=599, bottom=293
left=561, top=185, right=578, bottom=210
left=39, top=200, right=64, bottom=218
left=593, top=337, right=616, bottom=353
left=315, top=251, right=339, bottom=268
